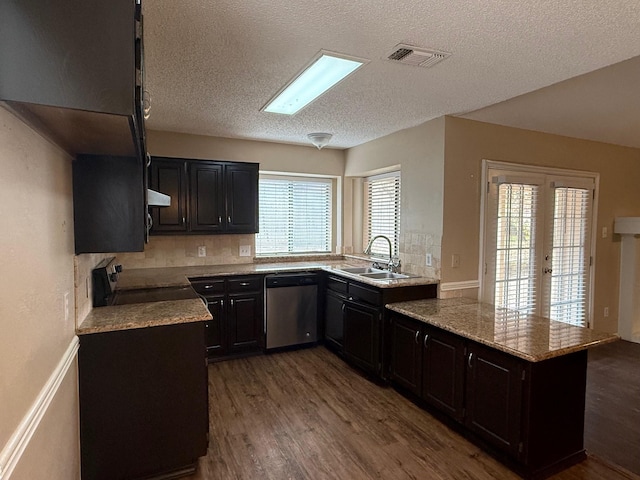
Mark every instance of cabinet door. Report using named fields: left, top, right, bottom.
left=204, top=296, right=226, bottom=359
left=189, top=162, right=224, bottom=232
left=324, top=289, right=346, bottom=351
left=149, top=158, right=188, bottom=233
left=343, top=299, right=381, bottom=375
left=227, top=293, right=262, bottom=353
left=465, top=342, right=524, bottom=456
left=389, top=315, right=422, bottom=395
left=73, top=155, right=144, bottom=253
left=225, top=163, right=258, bottom=233
left=422, top=327, right=466, bottom=422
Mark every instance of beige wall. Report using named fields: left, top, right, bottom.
left=442, top=116, right=640, bottom=332
left=148, top=130, right=345, bottom=176
left=345, top=118, right=445, bottom=278
left=0, top=106, right=79, bottom=478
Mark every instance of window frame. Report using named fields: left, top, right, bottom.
left=255, top=172, right=337, bottom=256
left=363, top=171, right=401, bottom=259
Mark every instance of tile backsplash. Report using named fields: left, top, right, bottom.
left=399, top=230, right=441, bottom=279
left=115, top=234, right=256, bottom=269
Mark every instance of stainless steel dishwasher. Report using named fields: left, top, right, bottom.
left=265, top=272, right=318, bottom=350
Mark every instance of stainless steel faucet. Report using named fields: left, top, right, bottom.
left=364, top=235, right=402, bottom=273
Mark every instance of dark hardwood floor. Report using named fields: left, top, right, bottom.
left=585, top=340, right=640, bottom=475
left=188, top=346, right=639, bottom=480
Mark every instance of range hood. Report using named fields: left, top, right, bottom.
left=147, top=189, right=171, bottom=207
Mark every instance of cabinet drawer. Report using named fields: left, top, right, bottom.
left=348, top=282, right=381, bottom=307
left=326, top=275, right=348, bottom=294
left=227, top=276, right=262, bottom=293
left=189, top=278, right=224, bottom=295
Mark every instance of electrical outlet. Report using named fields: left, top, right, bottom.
left=239, top=245, right=251, bottom=257
left=64, top=292, right=70, bottom=323
left=197, top=246, right=206, bottom=257
left=425, top=253, right=432, bottom=266
left=604, top=306, right=609, bottom=317
left=451, top=254, right=460, bottom=268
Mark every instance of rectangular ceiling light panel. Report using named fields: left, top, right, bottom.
left=262, top=52, right=367, bottom=115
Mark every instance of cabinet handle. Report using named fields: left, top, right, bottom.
left=204, top=285, right=214, bottom=289
left=348, top=296, right=354, bottom=301
left=239, top=282, right=250, bottom=286
left=220, top=299, right=224, bottom=307
left=468, top=352, right=474, bottom=368
left=414, top=330, right=420, bottom=344
left=424, top=334, right=429, bottom=348
left=218, top=216, right=222, bottom=224
left=182, top=217, right=186, bottom=224
left=228, top=216, right=232, bottom=223
left=342, top=304, right=346, bottom=314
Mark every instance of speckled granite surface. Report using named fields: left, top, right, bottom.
left=77, top=299, right=212, bottom=335
left=115, top=261, right=439, bottom=290
left=386, top=298, right=619, bottom=362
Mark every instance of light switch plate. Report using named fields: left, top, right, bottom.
left=239, top=245, right=251, bottom=257
left=197, top=246, right=206, bottom=257
left=425, top=253, right=432, bottom=266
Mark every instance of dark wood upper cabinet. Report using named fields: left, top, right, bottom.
left=149, top=157, right=258, bottom=235
left=150, top=159, right=188, bottom=232
left=190, top=163, right=224, bottom=232
left=225, top=163, right=259, bottom=233
left=73, top=155, right=144, bottom=254
left=0, top=0, right=145, bottom=158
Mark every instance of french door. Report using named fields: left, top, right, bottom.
left=482, top=165, right=596, bottom=327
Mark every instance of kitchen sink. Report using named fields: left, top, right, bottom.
left=338, top=267, right=386, bottom=274
left=359, top=272, right=410, bottom=280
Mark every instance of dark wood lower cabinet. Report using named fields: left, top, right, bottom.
left=465, top=342, right=523, bottom=456
left=343, top=299, right=381, bottom=374
left=190, top=275, right=263, bottom=361
left=78, top=322, right=208, bottom=480
left=422, top=328, right=465, bottom=422
left=388, top=312, right=589, bottom=479
left=227, top=293, right=262, bottom=353
left=389, top=314, right=422, bottom=394
left=324, top=289, right=345, bottom=351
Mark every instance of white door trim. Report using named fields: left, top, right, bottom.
left=479, top=159, right=599, bottom=327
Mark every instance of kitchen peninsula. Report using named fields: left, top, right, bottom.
left=386, top=297, right=618, bottom=479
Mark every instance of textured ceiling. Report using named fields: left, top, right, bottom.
left=142, top=0, right=640, bottom=149
left=461, top=55, right=640, bottom=149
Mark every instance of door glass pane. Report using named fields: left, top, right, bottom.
left=549, top=187, right=590, bottom=326
left=494, top=183, right=539, bottom=314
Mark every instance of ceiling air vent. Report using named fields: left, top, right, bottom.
left=386, top=44, right=451, bottom=68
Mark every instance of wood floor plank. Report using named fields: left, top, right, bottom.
left=188, top=346, right=638, bottom=480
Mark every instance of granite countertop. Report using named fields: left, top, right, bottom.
left=115, top=261, right=439, bottom=291
left=78, top=260, right=437, bottom=336
left=386, top=297, right=619, bottom=362
left=77, top=298, right=212, bottom=335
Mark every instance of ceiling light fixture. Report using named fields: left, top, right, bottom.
left=262, top=51, right=368, bottom=115
left=307, top=132, right=333, bottom=150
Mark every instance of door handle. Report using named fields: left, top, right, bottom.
left=414, top=330, right=420, bottom=344
left=239, top=282, right=250, bottom=286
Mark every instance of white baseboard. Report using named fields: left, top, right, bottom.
left=439, top=280, right=480, bottom=292
left=0, top=336, right=79, bottom=480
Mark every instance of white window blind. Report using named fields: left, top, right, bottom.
left=548, top=187, right=591, bottom=326
left=493, top=182, right=540, bottom=315
left=365, top=172, right=401, bottom=257
left=256, top=176, right=332, bottom=255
